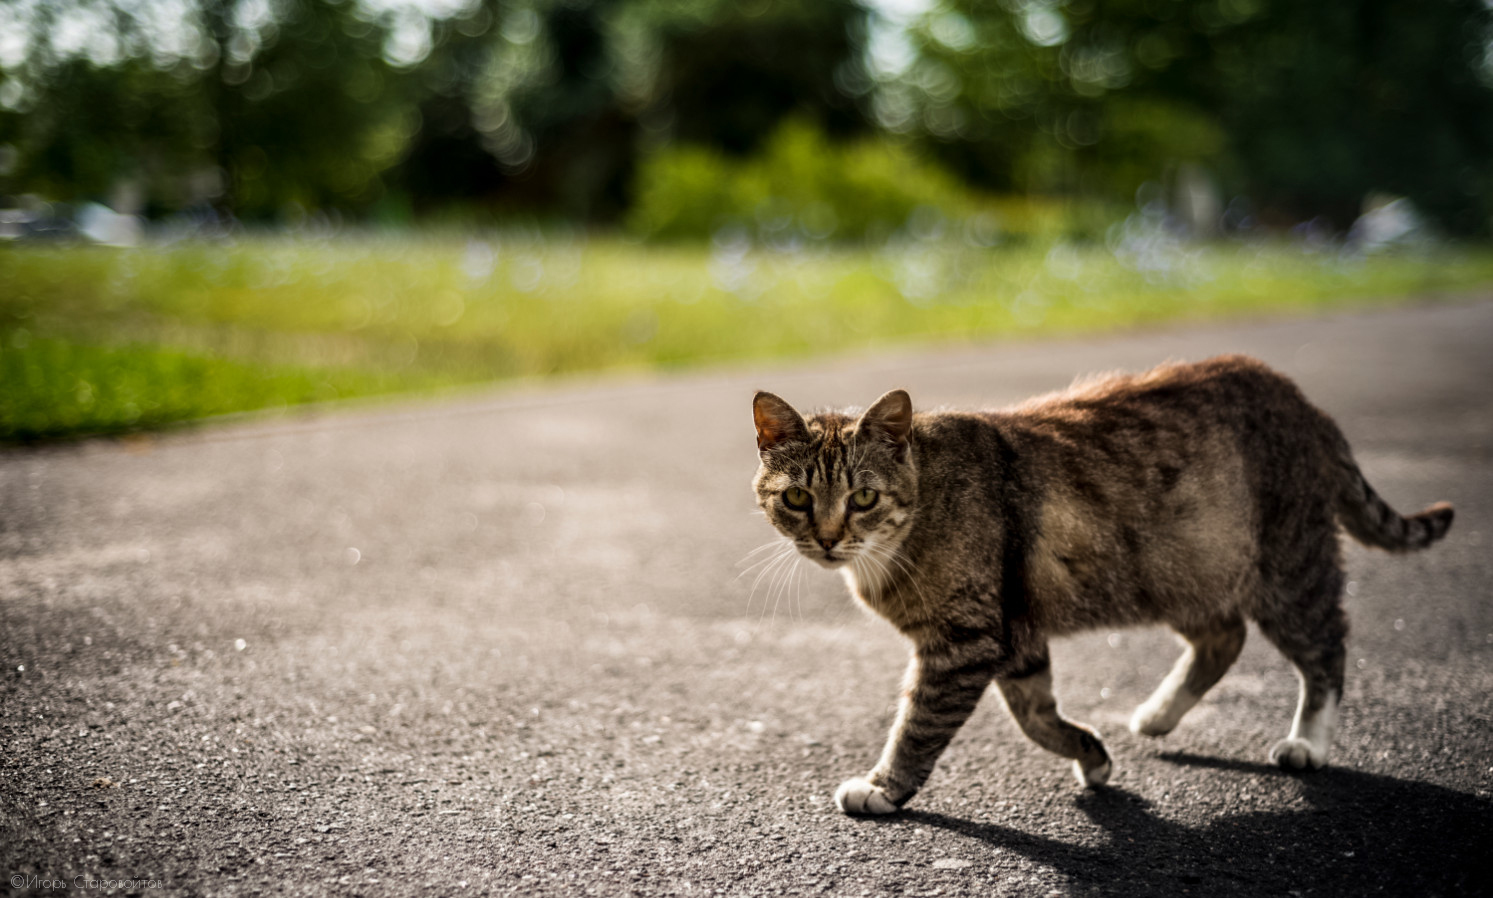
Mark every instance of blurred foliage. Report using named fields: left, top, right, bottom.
left=648, top=0, right=871, bottom=156
left=904, top=0, right=1493, bottom=232
left=0, top=0, right=422, bottom=220
left=2, top=0, right=1493, bottom=232
left=4, top=60, right=214, bottom=211
left=628, top=119, right=974, bottom=242
left=6, top=236, right=1493, bottom=440
left=0, top=0, right=871, bottom=224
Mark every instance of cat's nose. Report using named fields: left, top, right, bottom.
left=818, top=537, right=839, bottom=551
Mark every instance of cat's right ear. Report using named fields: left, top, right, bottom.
left=753, top=391, right=809, bottom=454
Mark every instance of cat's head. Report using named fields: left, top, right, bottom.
left=751, top=390, right=918, bottom=569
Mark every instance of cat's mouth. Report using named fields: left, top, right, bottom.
left=793, top=538, right=857, bottom=568
left=807, top=548, right=851, bottom=569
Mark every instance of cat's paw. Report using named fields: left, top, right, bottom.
left=1128, top=700, right=1180, bottom=737
left=834, top=777, right=898, bottom=815
left=1074, top=757, right=1112, bottom=788
left=1071, top=727, right=1112, bottom=787
left=1269, top=737, right=1327, bottom=770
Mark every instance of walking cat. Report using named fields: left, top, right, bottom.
left=750, top=355, right=1454, bottom=814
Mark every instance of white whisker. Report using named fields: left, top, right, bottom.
left=755, top=545, right=798, bottom=623
left=746, top=542, right=796, bottom=613
left=767, top=548, right=802, bottom=625
left=737, top=545, right=792, bottom=581
left=738, top=538, right=792, bottom=564
left=858, top=539, right=927, bottom=619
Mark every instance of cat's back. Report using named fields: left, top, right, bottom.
left=990, top=356, right=1337, bottom=630
left=1021, top=354, right=1308, bottom=427
left=907, top=355, right=1320, bottom=499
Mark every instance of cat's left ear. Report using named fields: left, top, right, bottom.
left=855, top=389, right=913, bottom=459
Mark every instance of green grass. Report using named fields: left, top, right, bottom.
left=0, top=335, right=410, bottom=441
left=4, top=233, right=1493, bottom=441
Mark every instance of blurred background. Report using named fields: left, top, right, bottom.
left=4, top=0, right=1493, bottom=440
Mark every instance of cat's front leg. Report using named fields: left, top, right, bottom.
left=836, top=648, right=996, bottom=815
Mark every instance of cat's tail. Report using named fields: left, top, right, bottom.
left=1331, top=442, right=1454, bottom=552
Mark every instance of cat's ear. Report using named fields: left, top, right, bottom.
left=753, top=391, right=810, bottom=453
left=855, top=389, right=913, bottom=458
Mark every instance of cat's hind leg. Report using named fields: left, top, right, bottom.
left=1129, top=615, right=1247, bottom=737
left=1255, top=573, right=1348, bottom=770
left=996, top=656, right=1111, bottom=788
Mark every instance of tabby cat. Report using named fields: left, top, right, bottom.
left=750, top=355, right=1453, bottom=815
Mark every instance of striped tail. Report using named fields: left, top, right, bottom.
left=1335, top=457, right=1454, bottom=552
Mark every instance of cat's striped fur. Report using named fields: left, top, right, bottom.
left=751, top=355, right=1453, bottom=814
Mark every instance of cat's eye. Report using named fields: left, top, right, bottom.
left=783, top=487, right=812, bottom=510
left=850, top=488, right=879, bottom=510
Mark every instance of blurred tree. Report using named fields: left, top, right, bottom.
left=649, top=0, right=873, bottom=156
left=0, top=59, right=215, bottom=214
left=458, top=0, right=876, bottom=221
left=462, top=0, right=639, bottom=221
left=11, top=0, right=1485, bottom=233
left=0, top=0, right=423, bottom=220
left=202, top=0, right=425, bottom=218
left=0, top=0, right=878, bottom=224
left=394, top=7, right=513, bottom=217
left=907, top=0, right=1493, bottom=232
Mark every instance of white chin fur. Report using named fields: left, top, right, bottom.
left=845, top=555, right=886, bottom=591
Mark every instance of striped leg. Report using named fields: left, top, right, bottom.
left=996, top=658, right=1111, bottom=787
left=835, top=649, right=996, bottom=815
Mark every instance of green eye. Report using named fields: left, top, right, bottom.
left=783, top=487, right=812, bottom=510
left=850, top=488, right=878, bottom=510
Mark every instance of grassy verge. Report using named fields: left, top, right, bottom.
left=4, top=234, right=1493, bottom=441
left=0, top=336, right=415, bottom=441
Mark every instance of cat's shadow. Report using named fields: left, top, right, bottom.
left=872, top=752, right=1492, bottom=896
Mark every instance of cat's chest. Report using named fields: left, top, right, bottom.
left=842, top=560, right=934, bottom=631
left=841, top=564, right=884, bottom=607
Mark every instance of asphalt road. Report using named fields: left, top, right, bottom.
left=3, top=299, right=1492, bottom=897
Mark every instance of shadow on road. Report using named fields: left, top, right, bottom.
left=884, top=754, right=1492, bottom=896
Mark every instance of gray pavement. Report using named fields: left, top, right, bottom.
left=3, top=298, right=1492, bottom=897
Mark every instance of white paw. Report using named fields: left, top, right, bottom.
left=834, top=777, right=898, bottom=815
left=1269, top=737, right=1327, bottom=770
left=1128, top=702, right=1176, bottom=738
left=1075, top=757, right=1112, bottom=788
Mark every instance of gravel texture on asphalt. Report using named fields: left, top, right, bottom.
left=4, top=299, right=1492, bottom=897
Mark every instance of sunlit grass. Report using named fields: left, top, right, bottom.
left=3, top=233, right=1493, bottom=441
left=0, top=336, right=409, bottom=441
